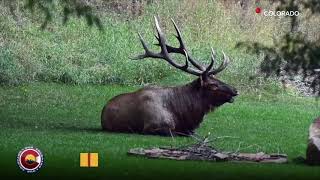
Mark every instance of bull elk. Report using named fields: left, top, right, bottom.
left=101, top=17, right=238, bottom=136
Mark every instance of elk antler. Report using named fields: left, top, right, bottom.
left=133, top=16, right=230, bottom=76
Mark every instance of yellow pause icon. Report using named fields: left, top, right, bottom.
left=80, top=153, right=99, bottom=167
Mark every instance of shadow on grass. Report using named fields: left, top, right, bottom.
left=3, top=118, right=174, bottom=138
left=54, top=125, right=103, bottom=133
left=57, top=126, right=181, bottom=139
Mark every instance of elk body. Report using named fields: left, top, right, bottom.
left=101, top=17, right=238, bottom=136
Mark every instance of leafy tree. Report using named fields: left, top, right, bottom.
left=237, top=0, right=320, bottom=96
left=5, top=0, right=103, bottom=30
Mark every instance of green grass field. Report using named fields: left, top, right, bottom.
left=1, top=1, right=320, bottom=179
left=1, top=83, right=319, bottom=179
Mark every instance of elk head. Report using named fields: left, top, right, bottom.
left=133, top=17, right=238, bottom=105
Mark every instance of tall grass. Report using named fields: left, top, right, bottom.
left=0, top=0, right=318, bottom=89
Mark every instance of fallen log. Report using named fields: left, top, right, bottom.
left=128, top=142, right=288, bottom=164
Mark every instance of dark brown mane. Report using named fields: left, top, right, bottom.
left=162, top=79, right=218, bottom=134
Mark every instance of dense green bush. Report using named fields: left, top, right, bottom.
left=1, top=1, right=318, bottom=89
left=0, top=48, right=19, bottom=84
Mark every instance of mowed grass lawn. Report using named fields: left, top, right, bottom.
left=0, top=83, right=319, bottom=179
